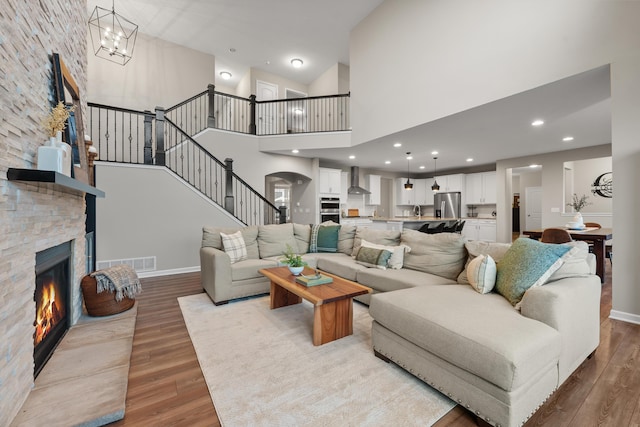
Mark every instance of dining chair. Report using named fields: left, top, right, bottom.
left=583, top=222, right=602, bottom=229
left=541, top=228, right=573, bottom=244
left=425, top=222, right=446, bottom=234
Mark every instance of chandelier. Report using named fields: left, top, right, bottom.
left=88, top=1, right=138, bottom=65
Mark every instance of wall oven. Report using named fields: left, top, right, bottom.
left=320, top=197, right=340, bottom=223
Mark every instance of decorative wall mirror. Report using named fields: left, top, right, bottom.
left=52, top=53, right=88, bottom=182
left=563, top=156, right=612, bottom=215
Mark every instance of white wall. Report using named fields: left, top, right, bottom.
left=95, top=163, right=242, bottom=273
left=87, top=32, right=215, bottom=110
left=350, top=0, right=640, bottom=145
left=566, top=157, right=612, bottom=213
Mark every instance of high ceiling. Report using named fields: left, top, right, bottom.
left=86, top=1, right=612, bottom=174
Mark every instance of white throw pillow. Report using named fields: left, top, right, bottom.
left=466, top=254, right=497, bottom=294
left=220, top=231, right=248, bottom=264
left=359, top=239, right=410, bottom=269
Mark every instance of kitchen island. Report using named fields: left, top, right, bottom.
left=339, top=216, right=458, bottom=231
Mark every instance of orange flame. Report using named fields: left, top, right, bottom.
left=34, top=281, right=64, bottom=346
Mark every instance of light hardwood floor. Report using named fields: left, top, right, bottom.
left=113, top=261, right=640, bottom=426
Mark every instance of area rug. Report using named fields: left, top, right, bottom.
left=178, top=293, right=455, bottom=426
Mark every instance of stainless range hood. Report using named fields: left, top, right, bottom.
left=347, top=166, right=370, bottom=195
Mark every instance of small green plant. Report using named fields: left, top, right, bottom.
left=281, top=244, right=306, bottom=267
left=567, top=193, right=592, bottom=212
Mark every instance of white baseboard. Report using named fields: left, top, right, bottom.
left=138, top=266, right=201, bottom=279
left=609, top=310, right=640, bottom=325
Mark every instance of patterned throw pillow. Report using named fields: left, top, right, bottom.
left=220, top=231, right=248, bottom=264
left=495, top=238, right=571, bottom=308
left=310, top=224, right=341, bottom=253
left=360, top=239, right=410, bottom=269
left=466, top=254, right=497, bottom=294
left=355, top=246, right=392, bottom=270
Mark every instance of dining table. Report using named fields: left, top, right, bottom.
left=522, top=227, right=612, bottom=283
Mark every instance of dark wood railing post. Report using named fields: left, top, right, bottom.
left=207, top=84, right=216, bottom=129
left=155, top=107, right=166, bottom=166
left=278, top=206, right=287, bottom=224
left=249, top=94, right=257, bottom=135
left=224, top=158, right=234, bottom=215
left=143, top=110, right=154, bottom=164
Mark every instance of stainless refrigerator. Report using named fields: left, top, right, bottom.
left=434, top=192, right=462, bottom=219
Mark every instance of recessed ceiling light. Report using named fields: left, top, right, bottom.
left=419, top=165, right=425, bottom=169
left=219, top=71, right=232, bottom=80
left=291, top=149, right=299, bottom=154
left=466, top=158, right=474, bottom=162
left=531, top=119, right=544, bottom=126
left=348, top=155, right=355, bottom=159
left=291, top=58, right=303, bottom=68
left=529, top=164, right=540, bottom=168
left=562, top=136, right=574, bottom=142
left=431, top=151, right=438, bottom=155
left=384, top=160, right=391, bottom=164
left=393, top=142, right=402, bottom=148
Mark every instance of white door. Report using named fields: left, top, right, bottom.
left=256, top=80, right=278, bottom=134
left=525, top=186, right=542, bottom=231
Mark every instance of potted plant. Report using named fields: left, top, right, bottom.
left=281, top=244, right=307, bottom=276
left=566, top=193, right=592, bottom=227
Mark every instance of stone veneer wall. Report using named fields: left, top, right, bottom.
left=0, top=1, right=88, bottom=424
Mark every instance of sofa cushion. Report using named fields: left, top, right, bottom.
left=293, top=223, right=311, bottom=254
left=337, top=224, right=356, bottom=255
left=231, top=258, right=279, bottom=281
left=357, top=267, right=455, bottom=293
left=457, top=241, right=511, bottom=285
left=495, top=238, right=572, bottom=307
left=220, top=231, right=248, bottom=264
left=360, top=239, right=410, bottom=270
left=310, top=224, right=341, bottom=253
left=351, top=228, right=402, bottom=257
left=401, top=229, right=467, bottom=280
left=316, top=254, right=367, bottom=281
left=257, top=223, right=298, bottom=259
left=547, top=241, right=592, bottom=282
left=369, top=285, right=561, bottom=392
left=354, top=246, right=392, bottom=269
left=202, top=226, right=259, bottom=259
left=466, top=254, right=497, bottom=294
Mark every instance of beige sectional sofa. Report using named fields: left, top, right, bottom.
left=199, top=222, right=601, bottom=427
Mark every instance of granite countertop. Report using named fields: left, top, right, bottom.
left=371, top=216, right=458, bottom=222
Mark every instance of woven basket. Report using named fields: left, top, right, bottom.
left=81, top=275, right=135, bottom=316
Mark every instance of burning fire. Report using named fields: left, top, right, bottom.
left=34, top=281, right=64, bottom=346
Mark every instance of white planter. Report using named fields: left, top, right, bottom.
left=37, top=143, right=64, bottom=173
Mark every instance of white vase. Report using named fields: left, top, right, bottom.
left=288, top=265, right=304, bottom=276
left=572, top=212, right=584, bottom=226
left=37, top=142, right=64, bottom=173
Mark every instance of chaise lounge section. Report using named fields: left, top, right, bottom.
left=199, top=222, right=601, bottom=427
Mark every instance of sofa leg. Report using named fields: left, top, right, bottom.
left=374, top=350, right=391, bottom=363
left=588, top=349, right=596, bottom=359
left=213, top=300, right=229, bottom=306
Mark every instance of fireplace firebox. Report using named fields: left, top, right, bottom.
left=34, top=241, right=72, bottom=377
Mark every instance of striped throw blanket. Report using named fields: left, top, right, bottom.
left=90, top=264, right=142, bottom=301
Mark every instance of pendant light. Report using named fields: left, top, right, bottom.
left=88, top=0, right=139, bottom=65
left=431, top=156, right=440, bottom=193
left=404, top=152, right=413, bottom=190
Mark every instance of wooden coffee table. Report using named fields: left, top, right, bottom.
left=259, top=266, right=372, bottom=346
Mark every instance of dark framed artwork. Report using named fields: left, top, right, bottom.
left=52, top=53, right=88, bottom=182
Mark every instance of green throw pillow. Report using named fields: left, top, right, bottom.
left=310, top=224, right=341, bottom=253
left=495, top=238, right=571, bottom=308
left=355, top=246, right=392, bottom=270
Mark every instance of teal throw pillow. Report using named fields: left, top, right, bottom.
left=310, top=224, right=341, bottom=253
left=355, top=246, right=392, bottom=270
left=495, top=238, right=571, bottom=307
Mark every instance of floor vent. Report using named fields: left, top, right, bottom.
left=96, top=256, right=156, bottom=273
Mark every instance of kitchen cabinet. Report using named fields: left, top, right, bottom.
left=395, top=178, right=427, bottom=205
left=340, top=171, right=349, bottom=204
left=365, top=174, right=381, bottom=205
left=319, top=167, right=341, bottom=196
left=434, top=173, right=465, bottom=192
left=465, top=171, right=497, bottom=205
left=462, top=219, right=496, bottom=242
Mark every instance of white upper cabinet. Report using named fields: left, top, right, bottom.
left=465, top=171, right=497, bottom=205
left=434, top=173, right=465, bottom=192
left=319, top=167, right=341, bottom=196
left=365, top=174, right=381, bottom=205
left=396, top=178, right=427, bottom=205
